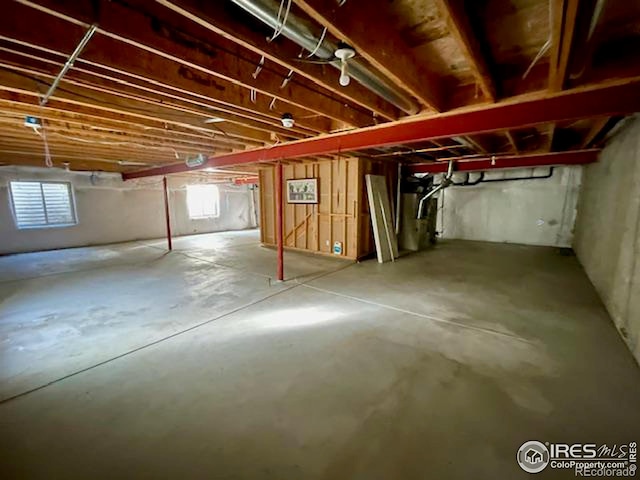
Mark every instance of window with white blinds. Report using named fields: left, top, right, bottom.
left=186, top=184, right=219, bottom=219
left=9, top=181, right=77, bottom=229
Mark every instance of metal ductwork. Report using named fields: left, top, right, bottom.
left=230, top=0, right=420, bottom=115
left=417, top=160, right=454, bottom=218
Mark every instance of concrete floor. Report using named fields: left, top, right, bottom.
left=1, top=230, right=639, bottom=479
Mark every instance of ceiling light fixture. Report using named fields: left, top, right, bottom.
left=185, top=153, right=207, bottom=168
left=335, top=44, right=356, bottom=87
left=281, top=113, right=295, bottom=128
left=204, top=117, right=226, bottom=124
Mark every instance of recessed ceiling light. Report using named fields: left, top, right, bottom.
left=204, top=117, right=226, bottom=124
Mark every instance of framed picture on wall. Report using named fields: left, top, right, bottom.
left=287, top=178, right=318, bottom=204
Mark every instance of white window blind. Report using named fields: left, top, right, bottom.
left=10, top=181, right=77, bottom=229
left=186, top=184, right=219, bottom=219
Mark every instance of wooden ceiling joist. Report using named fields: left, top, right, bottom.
left=0, top=129, right=230, bottom=155
left=504, top=131, right=519, bottom=154
left=0, top=118, right=232, bottom=155
left=0, top=98, right=246, bottom=147
left=0, top=93, right=266, bottom=158
left=124, top=77, right=640, bottom=178
left=153, top=0, right=401, bottom=121
left=0, top=139, right=234, bottom=166
left=0, top=119, right=233, bottom=155
left=0, top=152, right=139, bottom=172
left=580, top=117, right=610, bottom=148
left=0, top=50, right=315, bottom=139
left=549, top=0, right=580, bottom=92
left=292, top=0, right=445, bottom=112
left=0, top=0, right=638, bottom=176
left=16, top=0, right=374, bottom=128
left=0, top=81, right=270, bottom=151
left=0, top=76, right=275, bottom=146
left=435, top=0, right=496, bottom=102
left=0, top=142, right=219, bottom=167
left=547, top=0, right=581, bottom=151
left=0, top=8, right=330, bottom=135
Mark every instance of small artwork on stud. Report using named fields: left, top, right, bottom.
left=286, top=178, right=318, bottom=204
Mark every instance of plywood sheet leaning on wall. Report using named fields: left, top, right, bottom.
left=358, top=158, right=399, bottom=259
left=365, top=174, right=399, bottom=263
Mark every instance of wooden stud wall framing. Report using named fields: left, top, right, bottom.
left=259, top=157, right=397, bottom=260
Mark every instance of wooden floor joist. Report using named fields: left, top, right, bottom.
left=0, top=0, right=637, bottom=177
left=124, top=78, right=640, bottom=178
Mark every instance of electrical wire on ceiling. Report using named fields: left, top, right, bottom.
left=523, top=0, right=552, bottom=80
left=269, top=134, right=282, bottom=147
left=269, top=0, right=292, bottom=42
left=522, top=38, right=551, bottom=80
left=30, top=117, right=53, bottom=167
left=280, top=70, right=294, bottom=89
left=305, top=27, right=327, bottom=58
left=114, top=0, right=374, bottom=117
left=2, top=67, right=235, bottom=140
left=6, top=13, right=370, bottom=141
left=252, top=56, right=265, bottom=79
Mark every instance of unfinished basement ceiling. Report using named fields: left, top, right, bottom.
left=0, top=0, right=638, bottom=178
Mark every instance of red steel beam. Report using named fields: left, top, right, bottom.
left=232, top=176, right=259, bottom=185
left=405, top=150, right=599, bottom=174
left=275, top=162, right=284, bottom=282
left=123, top=79, right=640, bottom=180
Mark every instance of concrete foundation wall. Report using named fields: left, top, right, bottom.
left=574, top=116, right=640, bottom=364
left=0, top=166, right=256, bottom=254
left=437, top=166, right=582, bottom=247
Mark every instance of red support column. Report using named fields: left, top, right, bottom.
left=162, top=176, right=173, bottom=251
left=275, top=161, right=284, bottom=281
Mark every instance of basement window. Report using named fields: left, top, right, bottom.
left=186, top=184, right=219, bottom=219
left=9, top=181, right=77, bottom=229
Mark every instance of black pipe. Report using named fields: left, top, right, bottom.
left=425, top=167, right=554, bottom=189
left=478, top=167, right=554, bottom=183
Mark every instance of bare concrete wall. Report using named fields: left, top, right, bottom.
left=574, top=116, right=640, bottom=364
left=437, top=166, right=583, bottom=247
left=0, top=166, right=256, bottom=254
